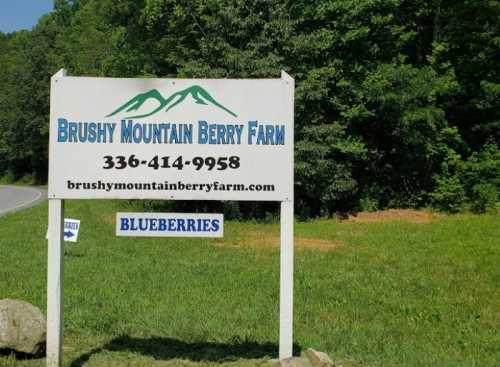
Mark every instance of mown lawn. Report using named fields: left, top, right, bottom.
left=0, top=200, right=499, bottom=366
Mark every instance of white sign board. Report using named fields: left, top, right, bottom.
left=46, top=218, right=80, bottom=242
left=63, top=218, right=80, bottom=242
left=48, top=74, right=294, bottom=201
left=46, top=70, right=295, bottom=367
left=116, top=212, right=223, bottom=237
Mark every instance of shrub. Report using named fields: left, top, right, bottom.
left=359, top=196, right=379, bottom=212
left=470, top=183, right=498, bottom=213
left=19, top=174, right=35, bottom=185
left=432, top=143, right=499, bottom=213
left=0, top=171, right=16, bottom=184
left=462, top=143, right=500, bottom=194
left=430, top=175, right=465, bottom=213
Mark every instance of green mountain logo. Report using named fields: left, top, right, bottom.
left=107, top=85, right=238, bottom=119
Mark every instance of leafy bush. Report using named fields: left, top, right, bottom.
left=0, top=170, right=15, bottom=184
left=462, top=143, right=500, bottom=212
left=19, top=174, right=35, bottom=185
left=470, top=183, right=498, bottom=213
left=430, top=175, right=465, bottom=213
left=462, top=143, right=500, bottom=191
left=359, top=196, right=379, bottom=212
left=432, top=143, right=499, bottom=213
left=295, top=123, right=367, bottom=216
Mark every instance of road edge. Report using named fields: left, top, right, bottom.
left=0, top=185, right=48, bottom=217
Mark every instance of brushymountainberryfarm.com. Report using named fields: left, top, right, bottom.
left=66, top=180, right=275, bottom=193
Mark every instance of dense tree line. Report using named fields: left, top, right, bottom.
left=0, top=0, right=498, bottom=216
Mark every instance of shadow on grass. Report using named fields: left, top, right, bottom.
left=70, top=335, right=301, bottom=366
left=0, top=346, right=45, bottom=360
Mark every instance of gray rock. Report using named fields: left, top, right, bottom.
left=305, top=348, right=334, bottom=367
left=280, top=357, right=313, bottom=367
left=0, top=299, right=46, bottom=355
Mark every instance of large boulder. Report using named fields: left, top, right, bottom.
left=280, top=357, right=313, bottom=367
left=0, top=299, right=46, bottom=355
left=276, top=349, right=337, bottom=367
left=305, top=349, right=335, bottom=367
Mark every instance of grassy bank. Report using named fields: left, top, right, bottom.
left=0, top=201, right=499, bottom=366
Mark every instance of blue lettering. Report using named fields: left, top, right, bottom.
left=248, top=121, right=258, bottom=144
left=121, top=120, right=133, bottom=143
left=187, top=219, right=196, bottom=232
left=133, top=124, right=142, bottom=143
left=142, top=124, right=152, bottom=144
left=183, top=124, right=193, bottom=144
left=235, top=125, right=244, bottom=145
left=88, top=123, right=97, bottom=142
left=208, top=124, right=217, bottom=144
left=57, top=118, right=68, bottom=142
left=106, top=123, right=115, bottom=143
left=78, top=123, right=88, bottom=143
left=169, top=124, right=179, bottom=144
left=177, top=219, right=186, bottom=231
left=69, top=123, right=78, bottom=142
left=168, top=218, right=176, bottom=231
left=120, top=218, right=130, bottom=231
left=198, top=121, right=208, bottom=144
left=96, top=123, right=107, bottom=143
left=226, top=125, right=235, bottom=144
left=276, top=125, right=285, bottom=145
left=256, top=124, right=266, bottom=145
left=138, top=219, right=148, bottom=231
left=217, top=125, right=226, bottom=144
left=266, top=125, right=274, bottom=145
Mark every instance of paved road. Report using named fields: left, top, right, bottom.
left=0, top=185, right=47, bottom=217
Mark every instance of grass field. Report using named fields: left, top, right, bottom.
left=0, top=200, right=499, bottom=366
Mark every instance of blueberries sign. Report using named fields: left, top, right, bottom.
left=48, top=71, right=294, bottom=201
left=116, top=213, right=223, bottom=237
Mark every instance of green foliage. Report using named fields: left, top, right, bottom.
left=461, top=143, right=500, bottom=195
left=463, top=143, right=500, bottom=212
left=431, top=143, right=500, bottom=213
left=0, top=0, right=499, bottom=215
left=471, top=183, right=498, bottom=213
left=430, top=175, right=465, bottom=213
left=0, top=16, right=58, bottom=182
left=296, top=123, right=367, bottom=216
left=0, top=170, right=16, bottom=184
left=353, top=63, right=459, bottom=208
left=358, top=196, right=379, bottom=212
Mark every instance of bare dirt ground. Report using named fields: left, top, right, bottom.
left=215, top=230, right=343, bottom=251
left=345, top=209, right=434, bottom=224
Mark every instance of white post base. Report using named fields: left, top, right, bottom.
left=47, top=199, right=64, bottom=367
left=279, top=201, right=294, bottom=359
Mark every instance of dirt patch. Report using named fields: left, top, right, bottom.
left=345, top=209, right=434, bottom=224
left=100, top=213, right=115, bottom=225
left=296, top=236, right=342, bottom=251
left=215, top=230, right=342, bottom=251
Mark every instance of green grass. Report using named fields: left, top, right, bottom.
left=0, top=201, right=499, bottom=366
